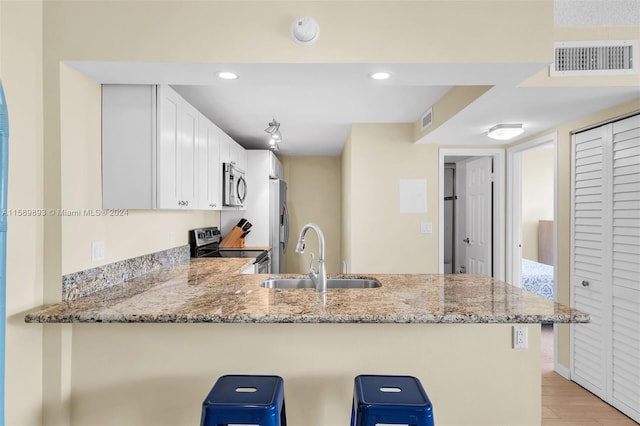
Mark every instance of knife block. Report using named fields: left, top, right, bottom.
left=219, top=226, right=245, bottom=248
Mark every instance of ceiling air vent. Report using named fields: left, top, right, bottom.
left=421, top=107, right=433, bottom=131
left=551, top=40, right=638, bottom=76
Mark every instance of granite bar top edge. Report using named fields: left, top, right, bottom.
left=25, top=313, right=591, bottom=324
left=25, top=258, right=591, bottom=325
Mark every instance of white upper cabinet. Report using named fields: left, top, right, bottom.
left=219, top=132, right=232, bottom=165
left=220, top=132, right=247, bottom=172
left=156, top=84, right=198, bottom=209
left=236, top=141, right=248, bottom=173
left=102, top=85, right=157, bottom=209
left=269, top=151, right=283, bottom=179
left=197, top=115, right=222, bottom=209
left=102, top=84, right=245, bottom=211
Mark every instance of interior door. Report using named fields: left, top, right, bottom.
left=465, top=157, right=493, bottom=276
left=609, top=115, right=640, bottom=422
left=571, top=123, right=609, bottom=399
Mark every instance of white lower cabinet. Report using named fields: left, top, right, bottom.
left=571, top=113, right=640, bottom=423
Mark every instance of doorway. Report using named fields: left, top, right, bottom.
left=507, top=138, right=557, bottom=292
left=439, top=149, right=505, bottom=280
left=507, top=133, right=559, bottom=371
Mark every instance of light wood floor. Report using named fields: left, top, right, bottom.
left=541, top=325, right=638, bottom=426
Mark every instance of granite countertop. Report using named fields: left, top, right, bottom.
left=25, top=258, right=590, bottom=324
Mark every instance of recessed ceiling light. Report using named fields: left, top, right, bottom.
left=217, top=71, right=238, bottom=80
left=369, top=72, right=391, bottom=80
left=487, top=124, right=524, bottom=140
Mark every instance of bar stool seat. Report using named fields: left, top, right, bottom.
left=351, top=374, right=434, bottom=426
left=201, top=375, right=286, bottom=426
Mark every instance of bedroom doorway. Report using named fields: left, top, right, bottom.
left=507, top=133, right=559, bottom=371
left=507, top=134, right=558, bottom=296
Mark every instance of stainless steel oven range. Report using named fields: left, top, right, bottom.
left=189, top=227, right=270, bottom=273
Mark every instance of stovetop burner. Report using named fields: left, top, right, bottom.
left=189, top=227, right=268, bottom=263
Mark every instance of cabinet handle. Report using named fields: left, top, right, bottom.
left=463, top=238, right=470, bottom=244
left=184, top=201, right=188, bottom=207
left=581, top=280, right=590, bottom=287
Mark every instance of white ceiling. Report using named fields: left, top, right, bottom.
left=69, top=61, right=640, bottom=156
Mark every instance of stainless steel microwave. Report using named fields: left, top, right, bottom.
left=223, top=162, right=247, bottom=207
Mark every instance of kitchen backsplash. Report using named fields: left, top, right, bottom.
left=62, top=244, right=190, bottom=302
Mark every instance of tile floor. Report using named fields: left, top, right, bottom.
left=541, top=325, right=638, bottom=426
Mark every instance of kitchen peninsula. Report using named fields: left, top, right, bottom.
left=26, top=257, right=588, bottom=426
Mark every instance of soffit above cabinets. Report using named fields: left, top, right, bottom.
left=70, top=61, right=639, bottom=154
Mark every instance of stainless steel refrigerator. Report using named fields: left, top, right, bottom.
left=269, top=179, right=289, bottom=273
left=220, top=150, right=289, bottom=273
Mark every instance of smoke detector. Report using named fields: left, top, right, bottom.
left=291, top=16, right=320, bottom=45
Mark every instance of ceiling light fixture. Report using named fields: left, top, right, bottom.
left=369, top=72, right=391, bottom=80
left=264, top=119, right=282, bottom=150
left=291, top=16, right=320, bottom=45
left=217, top=71, right=238, bottom=80
left=487, top=123, right=524, bottom=140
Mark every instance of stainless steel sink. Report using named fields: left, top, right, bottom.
left=260, top=277, right=381, bottom=289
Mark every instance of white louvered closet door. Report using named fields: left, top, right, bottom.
left=571, top=124, right=609, bottom=399
left=610, top=115, right=640, bottom=421
left=571, top=113, right=640, bottom=423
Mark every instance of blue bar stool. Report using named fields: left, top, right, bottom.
left=201, top=375, right=287, bottom=426
left=351, top=374, right=434, bottom=426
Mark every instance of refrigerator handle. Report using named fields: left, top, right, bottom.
left=282, top=204, right=290, bottom=254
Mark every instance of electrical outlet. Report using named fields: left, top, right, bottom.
left=513, top=325, right=528, bottom=349
left=91, top=240, right=105, bottom=262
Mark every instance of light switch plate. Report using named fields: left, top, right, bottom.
left=420, top=222, right=433, bottom=234
left=92, top=240, right=105, bottom=262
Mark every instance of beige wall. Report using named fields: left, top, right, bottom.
left=69, top=323, right=541, bottom=426
left=42, top=1, right=553, bottom=63
left=1, top=1, right=46, bottom=425
left=521, top=145, right=554, bottom=261
left=280, top=156, right=341, bottom=274
left=343, top=123, right=439, bottom=273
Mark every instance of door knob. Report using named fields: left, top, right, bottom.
left=463, top=238, right=470, bottom=244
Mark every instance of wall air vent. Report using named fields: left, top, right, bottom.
left=551, top=40, right=637, bottom=76
left=421, top=107, right=433, bottom=131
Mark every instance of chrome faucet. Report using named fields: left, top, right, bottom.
left=295, top=223, right=327, bottom=293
